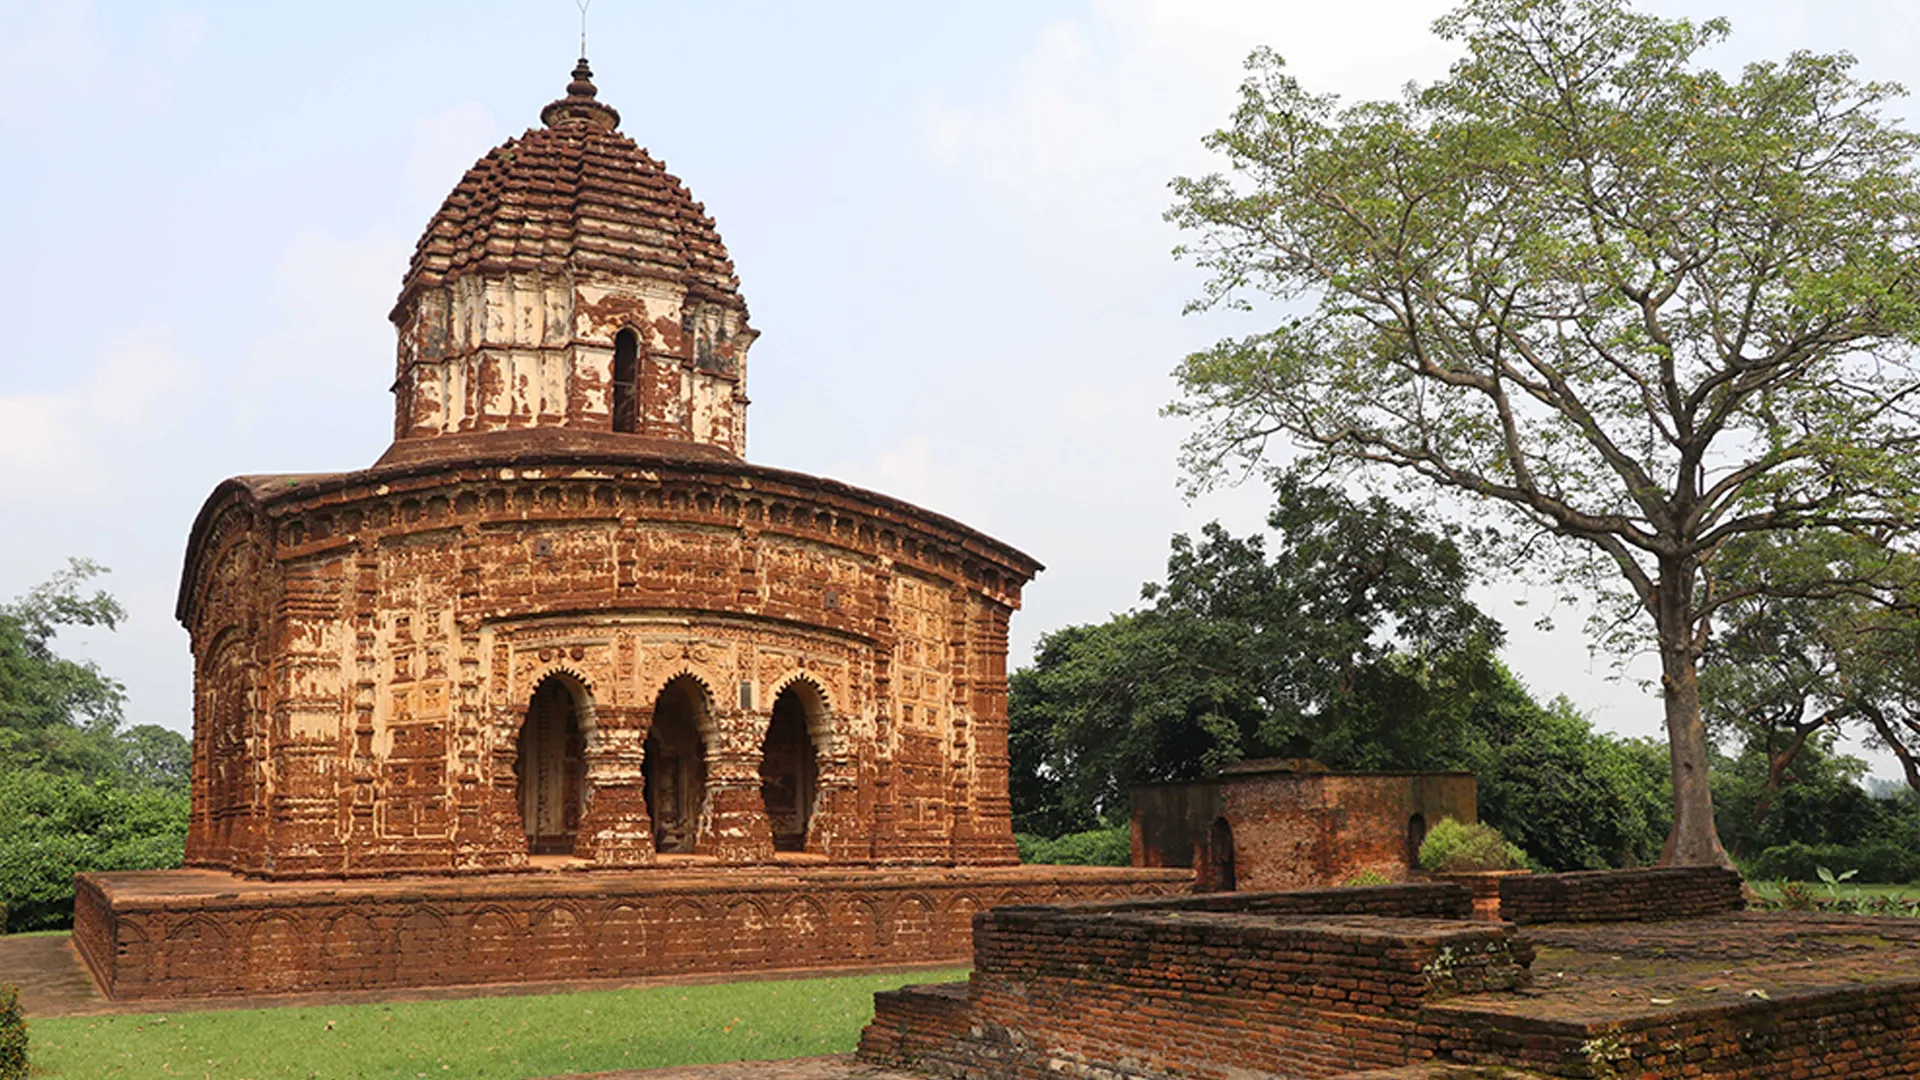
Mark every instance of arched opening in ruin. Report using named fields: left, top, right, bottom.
left=644, top=676, right=709, bottom=854
left=1407, top=813, right=1429, bottom=868
left=1204, top=816, right=1236, bottom=893
left=759, top=682, right=826, bottom=852
left=611, top=328, right=640, bottom=434
left=514, top=676, right=588, bottom=855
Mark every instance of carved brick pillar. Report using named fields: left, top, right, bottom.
left=697, top=713, right=774, bottom=862
left=809, top=753, right=868, bottom=863
left=577, top=705, right=654, bottom=866
left=457, top=718, right=529, bottom=870
left=952, top=601, right=1019, bottom=865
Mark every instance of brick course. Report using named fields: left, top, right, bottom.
left=73, top=865, right=1188, bottom=1001
left=1497, top=866, right=1744, bottom=924
left=859, top=875, right=1920, bottom=1080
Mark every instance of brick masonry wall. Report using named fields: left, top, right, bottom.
left=73, top=865, right=1188, bottom=1001
left=1497, top=867, right=1744, bottom=925
left=1426, top=979, right=1920, bottom=1077
left=1089, top=882, right=1473, bottom=921
left=862, top=892, right=1532, bottom=1080
left=1135, top=772, right=1476, bottom=892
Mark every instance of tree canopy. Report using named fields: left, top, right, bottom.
left=1010, top=478, right=1502, bottom=834
left=1167, top=0, right=1920, bottom=865
left=0, top=560, right=190, bottom=929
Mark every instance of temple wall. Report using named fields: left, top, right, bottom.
left=394, top=272, right=751, bottom=452
left=74, top=866, right=1190, bottom=1002
left=179, top=460, right=1034, bottom=878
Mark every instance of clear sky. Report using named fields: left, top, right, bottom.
left=3, top=0, right=1916, bottom=779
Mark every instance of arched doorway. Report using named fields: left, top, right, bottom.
left=644, top=676, right=709, bottom=854
left=1205, top=817, right=1236, bottom=893
left=514, top=677, right=587, bottom=854
left=1407, top=813, right=1429, bottom=869
left=759, top=683, right=824, bottom=852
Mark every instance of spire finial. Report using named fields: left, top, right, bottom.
left=576, top=0, right=592, bottom=60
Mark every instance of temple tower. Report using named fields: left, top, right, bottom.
left=387, top=60, right=756, bottom=459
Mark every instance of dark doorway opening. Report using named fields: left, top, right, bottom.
left=1204, top=816, right=1236, bottom=892
left=514, top=677, right=587, bottom=855
left=759, top=684, right=822, bottom=852
left=644, top=676, right=708, bottom=854
left=1407, top=813, right=1429, bottom=868
left=611, top=328, right=640, bottom=434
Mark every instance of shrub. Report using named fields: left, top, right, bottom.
left=1016, top=826, right=1131, bottom=866
left=1745, top=840, right=1920, bottom=886
left=1418, top=817, right=1528, bottom=873
left=0, top=770, right=188, bottom=930
left=1342, top=869, right=1390, bottom=887
left=0, top=982, right=25, bottom=1080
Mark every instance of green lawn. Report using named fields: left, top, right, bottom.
left=1748, top=880, right=1918, bottom=900
left=27, top=968, right=968, bottom=1080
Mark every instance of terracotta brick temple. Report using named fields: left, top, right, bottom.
left=73, top=59, right=1186, bottom=1001
left=1132, top=759, right=1477, bottom=892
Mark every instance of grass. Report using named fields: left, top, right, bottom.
left=27, top=967, right=968, bottom=1079
left=1748, top=880, right=1918, bottom=901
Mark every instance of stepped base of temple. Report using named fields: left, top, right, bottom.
left=73, top=864, right=1191, bottom=1001
left=860, top=869, right=1920, bottom=1080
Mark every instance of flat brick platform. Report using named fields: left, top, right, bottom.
left=860, top=870, right=1920, bottom=1079
left=73, top=864, right=1190, bottom=1002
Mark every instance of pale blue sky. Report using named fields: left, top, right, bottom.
left=4, top=0, right=1917, bottom=779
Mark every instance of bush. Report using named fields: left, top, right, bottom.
left=0, top=983, right=25, bottom=1080
left=1744, top=840, right=1920, bottom=886
left=1342, top=869, right=1391, bottom=887
left=1418, top=817, right=1527, bottom=873
left=1016, top=826, right=1131, bottom=866
left=0, top=770, right=188, bottom=930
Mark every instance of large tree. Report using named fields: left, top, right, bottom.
left=1167, top=0, right=1920, bottom=865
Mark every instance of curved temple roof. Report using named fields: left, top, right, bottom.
left=391, top=58, right=746, bottom=324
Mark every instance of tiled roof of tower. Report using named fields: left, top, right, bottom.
left=391, top=58, right=745, bottom=323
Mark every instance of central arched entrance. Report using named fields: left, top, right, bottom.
left=514, top=677, right=587, bottom=855
left=644, top=676, right=709, bottom=854
left=759, top=683, right=824, bottom=852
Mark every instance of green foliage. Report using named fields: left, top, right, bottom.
left=1744, top=841, right=1920, bottom=886
left=1341, top=869, right=1391, bottom=887
left=1167, top=0, right=1920, bottom=866
left=0, top=564, right=190, bottom=930
left=0, top=559, right=126, bottom=779
left=1773, top=881, right=1820, bottom=912
left=0, top=984, right=23, bottom=1080
left=0, top=757, right=189, bottom=932
left=1009, top=477, right=1500, bottom=834
left=27, top=968, right=962, bottom=1079
left=1452, top=676, right=1672, bottom=871
left=1418, top=817, right=1527, bottom=873
left=1015, top=827, right=1132, bottom=867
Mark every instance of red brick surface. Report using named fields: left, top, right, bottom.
left=1134, top=769, right=1475, bottom=891
left=858, top=877, right=1920, bottom=1080
left=1497, top=866, right=1744, bottom=924
left=72, top=865, right=1188, bottom=1002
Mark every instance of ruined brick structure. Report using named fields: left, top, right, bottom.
left=860, top=867, right=1920, bottom=1079
left=75, top=58, right=1188, bottom=1000
left=1132, top=760, right=1477, bottom=892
